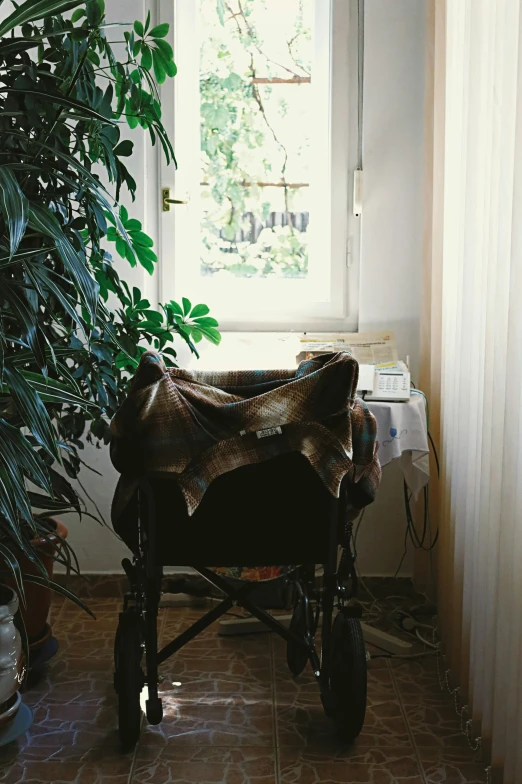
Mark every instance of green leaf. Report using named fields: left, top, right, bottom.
left=163, top=58, right=177, bottom=78
left=25, top=263, right=83, bottom=330
left=0, top=0, right=84, bottom=37
left=154, top=39, right=174, bottom=61
left=86, top=49, right=100, bottom=66
left=71, top=8, right=85, bottom=22
left=134, top=244, right=157, bottom=262
left=125, top=218, right=142, bottom=231
left=0, top=543, right=25, bottom=607
left=141, top=45, right=152, bottom=71
left=193, top=316, right=219, bottom=327
left=0, top=418, right=52, bottom=497
left=28, top=205, right=99, bottom=321
left=129, top=230, right=154, bottom=248
left=141, top=309, right=162, bottom=323
left=114, top=140, right=133, bottom=157
left=134, top=246, right=155, bottom=273
left=1, top=279, right=45, bottom=371
left=22, top=574, right=95, bottom=618
left=114, top=236, right=127, bottom=259
left=3, top=365, right=59, bottom=460
left=145, top=9, right=151, bottom=33
left=190, top=303, right=210, bottom=318
left=216, top=0, right=226, bottom=26
left=182, top=297, right=192, bottom=316
left=134, top=19, right=144, bottom=37
left=152, top=49, right=166, bottom=84
left=0, top=166, right=28, bottom=257
left=3, top=89, right=116, bottom=124
left=201, top=102, right=229, bottom=130
left=149, top=23, right=169, bottom=38
left=199, top=326, right=222, bottom=345
left=20, top=372, right=98, bottom=410
left=0, top=246, right=53, bottom=269
left=0, top=462, right=30, bottom=539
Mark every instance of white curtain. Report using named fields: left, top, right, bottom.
left=423, top=1, right=522, bottom=781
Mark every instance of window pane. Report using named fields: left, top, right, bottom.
left=199, top=0, right=313, bottom=282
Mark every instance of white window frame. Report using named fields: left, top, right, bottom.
left=157, top=0, right=360, bottom=332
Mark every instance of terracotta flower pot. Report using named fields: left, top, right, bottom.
left=0, top=586, right=24, bottom=717
left=17, top=518, right=69, bottom=644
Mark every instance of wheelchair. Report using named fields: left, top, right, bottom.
left=113, top=451, right=368, bottom=751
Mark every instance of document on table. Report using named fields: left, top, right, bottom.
left=297, top=331, right=398, bottom=364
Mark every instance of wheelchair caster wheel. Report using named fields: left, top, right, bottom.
left=329, top=610, right=367, bottom=742
left=287, top=595, right=314, bottom=677
left=114, top=610, right=144, bottom=751
left=146, top=697, right=163, bottom=725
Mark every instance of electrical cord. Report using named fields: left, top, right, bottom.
left=391, top=384, right=440, bottom=580
left=428, top=431, right=440, bottom=477
left=415, top=628, right=438, bottom=649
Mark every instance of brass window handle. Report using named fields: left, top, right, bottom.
left=162, top=188, right=189, bottom=211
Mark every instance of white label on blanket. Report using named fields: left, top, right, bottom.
left=256, top=426, right=282, bottom=439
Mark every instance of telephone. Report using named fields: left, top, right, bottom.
left=357, top=361, right=411, bottom=402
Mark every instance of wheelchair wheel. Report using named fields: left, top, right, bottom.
left=287, top=594, right=314, bottom=677
left=114, top=609, right=144, bottom=751
left=329, top=610, right=367, bottom=742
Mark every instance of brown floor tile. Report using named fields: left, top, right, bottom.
left=159, top=647, right=272, bottom=696
left=0, top=699, right=122, bottom=762
left=133, top=746, right=277, bottom=783
left=390, top=656, right=443, bottom=703
left=278, top=747, right=423, bottom=784
left=59, top=599, right=122, bottom=618
left=418, top=748, right=487, bottom=784
left=159, top=608, right=272, bottom=694
left=0, top=759, right=132, bottom=783
left=276, top=691, right=411, bottom=749
left=139, top=693, right=275, bottom=748
left=404, top=699, right=470, bottom=751
left=57, top=574, right=128, bottom=599
left=0, top=591, right=482, bottom=784
left=161, top=607, right=224, bottom=642
left=160, top=629, right=271, bottom=661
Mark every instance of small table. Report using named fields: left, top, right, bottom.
left=366, top=392, right=429, bottom=497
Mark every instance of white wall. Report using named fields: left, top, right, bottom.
left=60, top=0, right=427, bottom=576
left=356, top=0, right=427, bottom=575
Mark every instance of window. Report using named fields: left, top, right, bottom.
left=159, top=0, right=359, bottom=330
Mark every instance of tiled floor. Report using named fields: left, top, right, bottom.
left=0, top=597, right=487, bottom=783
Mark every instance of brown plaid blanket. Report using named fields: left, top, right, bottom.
left=110, top=350, right=381, bottom=527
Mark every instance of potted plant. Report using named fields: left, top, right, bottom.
left=0, top=0, right=220, bottom=651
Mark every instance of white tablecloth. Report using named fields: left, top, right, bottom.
left=366, top=393, right=429, bottom=496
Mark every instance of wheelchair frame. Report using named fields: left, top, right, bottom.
left=113, top=459, right=368, bottom=751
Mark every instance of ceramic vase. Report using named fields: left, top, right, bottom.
left=0, top=585, right=24, bottom=728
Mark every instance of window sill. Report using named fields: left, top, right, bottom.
left=185, top=331, right=303, bottom=371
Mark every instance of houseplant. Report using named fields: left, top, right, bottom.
left=0, top=0, right=220, bottom=636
